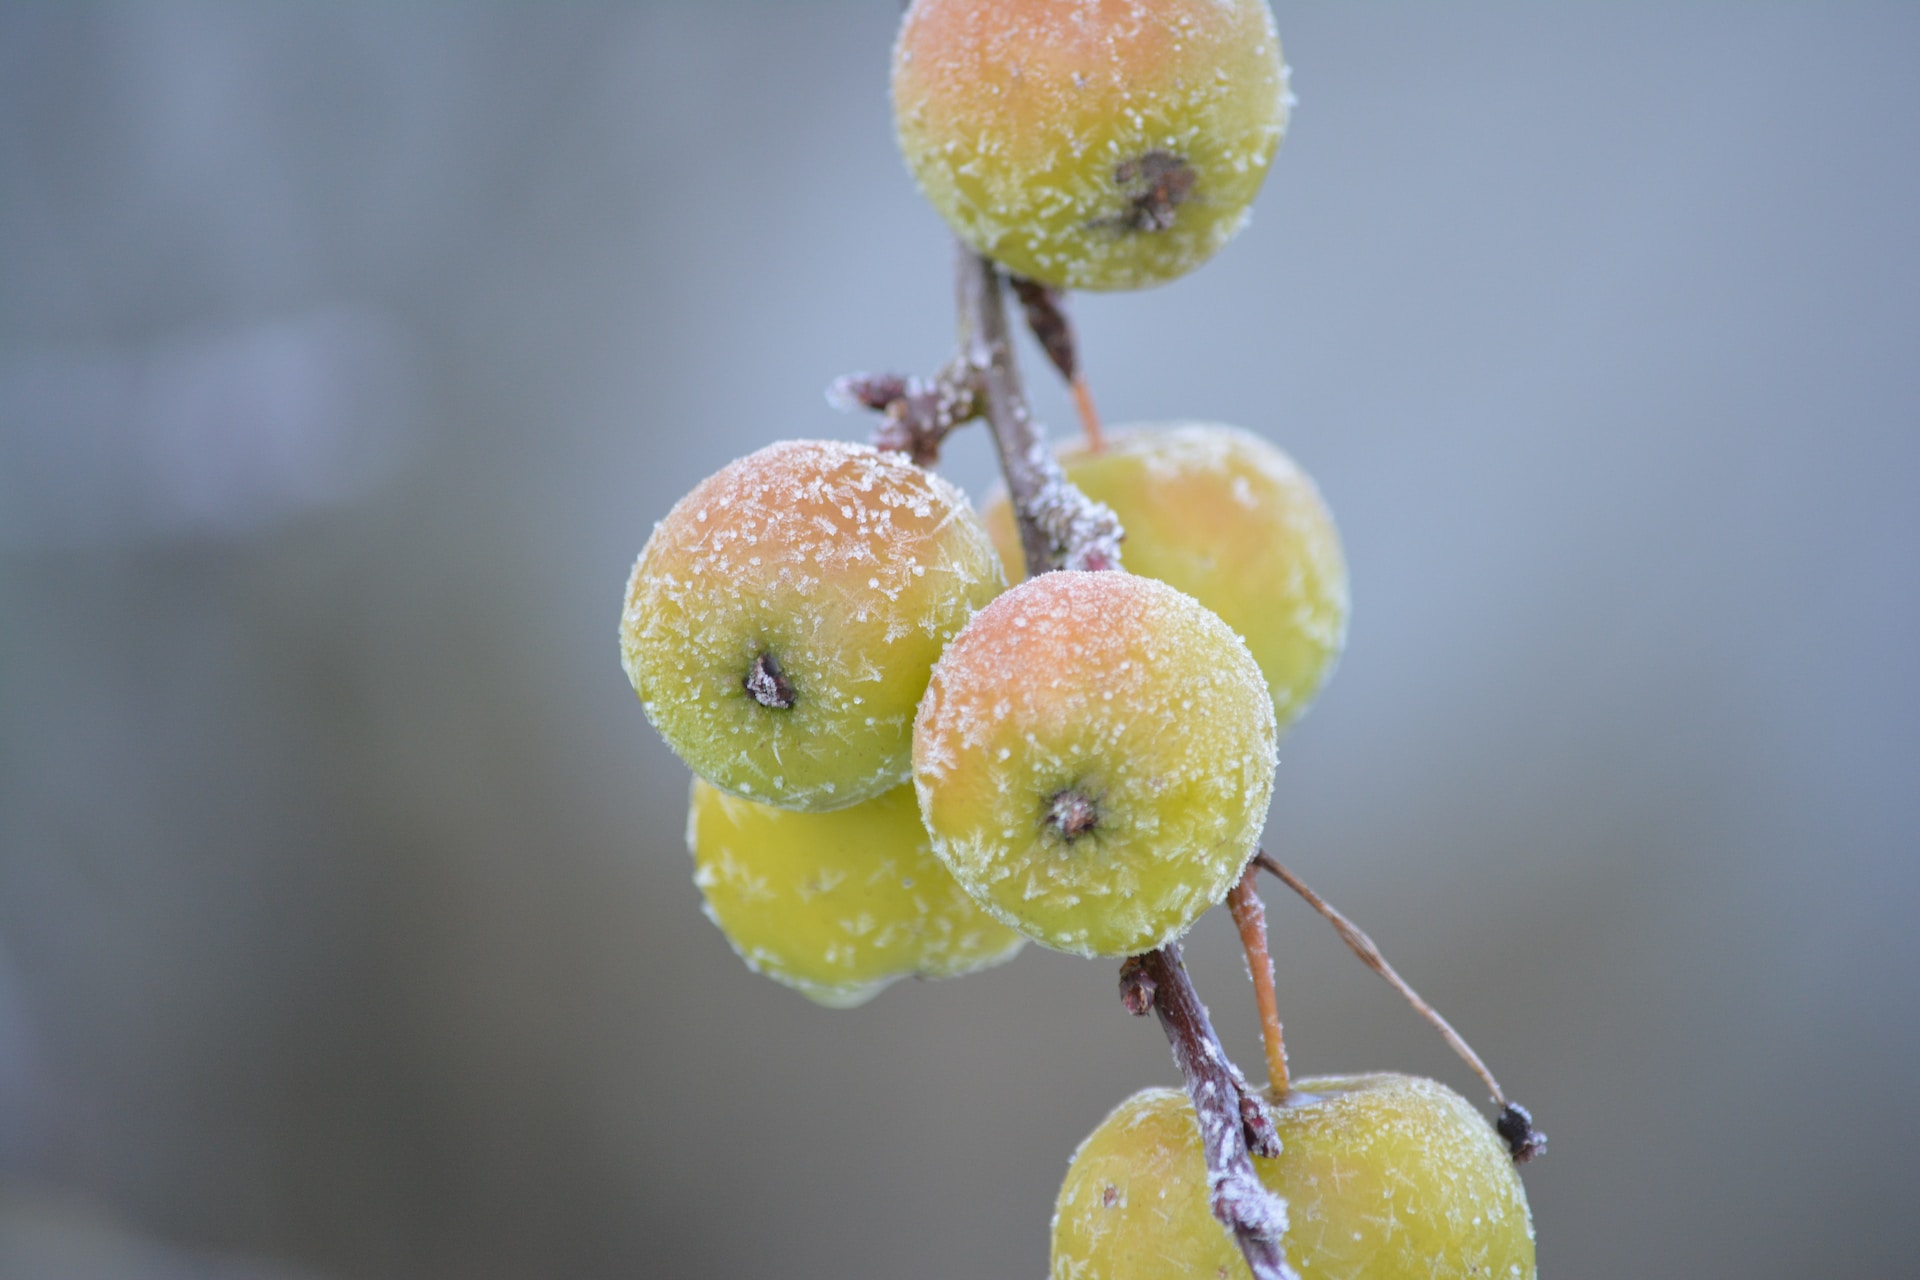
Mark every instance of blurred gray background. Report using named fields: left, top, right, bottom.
left=2, top=3, right=1916, bottom=1277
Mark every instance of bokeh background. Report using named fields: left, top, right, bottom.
left=2, top=3, right=1916, bottom=1277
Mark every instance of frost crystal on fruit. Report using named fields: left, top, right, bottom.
left=687, top=779, right=1024, bottom=1007
left=913, top=570, right=1276, bottom=956
left=1052, top=1075, right=1538, bottom=1280
left=892, top=0, right=1292, bottom=291
left=621, top=439, right=1005, bottom=811
left=984, top=423, right=1348, bottom=730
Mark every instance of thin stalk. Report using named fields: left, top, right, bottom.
left=1227, top=867, right=1289, bottom=1098
left=1252, top=851, right=1546, bottom=1162
left=1071, top=373, right=1106, bottom=453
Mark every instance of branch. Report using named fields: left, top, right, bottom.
left=827, top=365, right=979, bottom=467
left=953, top=246, right=1122, bottom=574
left=956, top=241, right=1290, bottom=1278
left=1121, top=946, right=1297, bottom=1280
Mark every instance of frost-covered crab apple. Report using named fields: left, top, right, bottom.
left=1052, top=1074, right=1537, bottom=1280
left=687, top=778, right=1024, bottom=1007
left=891, top=0, right=1291, bottom=291
left=984, top=423, right=1348, bottom=731
left=621, top=440, right=1004, bottom=811
left=913, top=570, right=1276, bottom=956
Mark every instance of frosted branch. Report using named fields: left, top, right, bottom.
left=953, top=246, right=1121, bottom=574
left=828, top=363, right=980, bottom=467
left=1122, top=945, right=1298, bottom=1280
left=959, top=240, right=1286, bottom=1278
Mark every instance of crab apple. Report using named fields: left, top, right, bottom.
left=621, top=439, right=1004, bottom=811
left=984, top=423, right=1347, bottom=730
left=913, top=570, right=1275, bottom=957
left=891, top=0, right=1291, bottom=291
left=686, top=778, right=1025, bottom=1008
left=1052, top=1074, right=1537, bottom=1280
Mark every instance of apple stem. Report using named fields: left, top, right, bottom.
left=1253, top=850, right=1547, bottom=1163
left=1121, top=945, right=1299, bottom=1280
left=1071, top=374, right=1106, bottom=454
left=1228, top=867, right=1291, bottom=1099
left=1006, top=275, right=1107, bottom=453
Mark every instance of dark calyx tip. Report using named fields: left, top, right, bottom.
left=1114, top=150, right=1196, bottom=232
left=1047, top=788, right=1099, bottom=841
left=1118, top=956, right=1156, bottom=1016
left=1496, top=1102, right=1547, bottom=1164
left=744, top=652, right=796, bottom=710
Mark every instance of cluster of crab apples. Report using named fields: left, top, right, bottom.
left=622, top=427, right=1343, bottom=988
left=621, top=2, right=1537, bottom=1277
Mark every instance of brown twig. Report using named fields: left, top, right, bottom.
left=1227, top=867, right=1290, bottom=1098
left=1008, top=276, right=1106, bottom=452
left=1009, top=276, right=1078, bottom=381
left=1252, top=851, right=1546, bottom=1163
left=954, top=247, right=1122, bottom=573
left=959, top=241, right=1289, bottom=1276
left=1121, top=946, right=1297, bottom=1280
left=827, top=364, right=980, bottom=467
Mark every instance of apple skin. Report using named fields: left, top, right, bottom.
left=621, top=439, right=1005, bottom=812
left=687, top=778, right=1025, bottom=1008
left=912, top=570, right=1275, bottom=958
left=1051, top=1073, right=1537, bottom=1280
left=892, top=0, right=1290, bottom=291
left=984, top=424, right=1347, bottom=732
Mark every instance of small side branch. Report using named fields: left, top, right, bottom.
left=827, top=364, right=980, bottom=467
left=1121, top=946, right=1297, bottom=1280
left=1253, top=851, right=1547, bottom=1163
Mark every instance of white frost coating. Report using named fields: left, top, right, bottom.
left=621, top=440, right=1006, bottom=811
left=1020, top=438, right=1126, bottom=572
left=893, top=0, right=1290, bottom=290
left=913, top=570, right=1275, bottom=956
left=687, top=777, right=1024, bottom=1008
left=981, top=422, right=1348, bottom=732
left=1051, top=1076, right=1536, bottom=1280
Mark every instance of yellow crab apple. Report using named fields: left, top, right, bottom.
left=1052, top=1073, right=1537, bottom=1280
left=621, top=439, right=1004, bottom=811
left=687, top=778, right=1025, bottom=1007
left=984, top=423, right=1347, bottom=730
left=892, top=0, right=1291, bottom=291
left=913, top=570, right=1275, bottom=957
